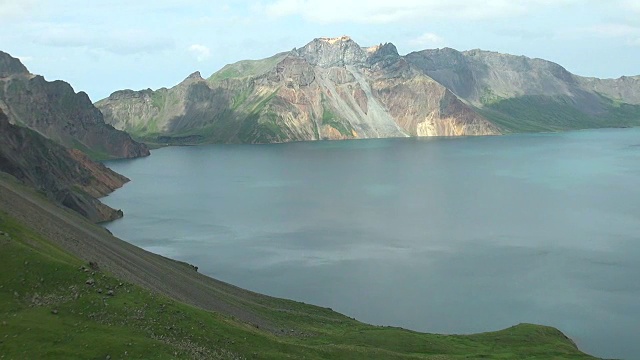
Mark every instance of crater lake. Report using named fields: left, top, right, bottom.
left=103, top=128, right=640, bottom=360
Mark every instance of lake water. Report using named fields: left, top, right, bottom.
left=103, top=128, right=640, bottom=360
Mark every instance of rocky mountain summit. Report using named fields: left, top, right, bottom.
left=0, top=108, right=128, bottom=222
left=0, top=51, right=149, bottom=159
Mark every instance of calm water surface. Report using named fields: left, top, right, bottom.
left=103, top=128, right=640, bottom=359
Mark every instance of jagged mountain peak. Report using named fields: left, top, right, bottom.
left=294, top=35, right=367, bottom=67
left=185, top=71, right=204, bottom=82
left=178, top=71, right=206, bottom=87
left=366, top=42, right=398, bottom=55
left=0, top=51, right=29, bottom=78
left=366, top=42, right=400, bottom=66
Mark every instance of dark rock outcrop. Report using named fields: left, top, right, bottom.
left=0, top=53, right=28, bottom=77
left=0, top=108, right=128, bottom=222
left=0, top=51, right=149, bottom=160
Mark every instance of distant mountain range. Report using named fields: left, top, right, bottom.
left=96, top=36, right=640, bottom=145
left=0, top=51, right=149, bottom=159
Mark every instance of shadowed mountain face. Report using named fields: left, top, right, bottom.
left=0, top=108, right=128, bottom=222
left=96, top=36, right=499, bottom=145
left=0, top=51, right=149, bottom=160
left=405, top=48, right=640, bottom=132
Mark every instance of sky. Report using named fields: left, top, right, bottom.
left=1, top=0, right=640, bottom=101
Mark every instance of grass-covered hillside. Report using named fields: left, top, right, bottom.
left=0, top=175, right=598, bottom=359
left=479, top=95, right=640, bottom=133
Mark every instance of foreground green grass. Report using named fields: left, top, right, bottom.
left=0, top=213, right=597, bottom=359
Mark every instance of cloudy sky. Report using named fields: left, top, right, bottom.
left=2, top=0, right=639, bottom=101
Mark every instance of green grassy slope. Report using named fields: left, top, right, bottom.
left=208, top=53, right=289, bottom=83
left=478, top=95, right=640, bottom=133
left=0, top=209, right=598, bottom=359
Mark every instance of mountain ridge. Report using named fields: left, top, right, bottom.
left=96, top=37, right=640, bottom=145
left=0, top=51, right=149, bottom=160
left=96, top=36, right=500, bottom=144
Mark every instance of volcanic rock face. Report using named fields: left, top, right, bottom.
left=97, top=37, right=498, bottom=144
left=0, top=109, right=128, bottom=222
left=293, top=36, right=368, bottom=67
left=0, top=53, right=28, bottom=78
left=0, top=51, right=149, bottom=159
left=97, top=36, right=640, bottom=144
left=404, top=48, right=640, bottom=132
left=405, top=48, right=595, bottom=109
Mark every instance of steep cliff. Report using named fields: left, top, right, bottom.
left=0, top=108, right=128, bottom=222
left=0, top=51, right=149, bottom=159
left=97, top=36, right=499, bottom=144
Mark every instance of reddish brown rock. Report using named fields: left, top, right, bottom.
left=0, top=109, right=128, bottom=222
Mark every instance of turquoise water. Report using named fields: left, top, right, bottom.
left=103, top=128, right=640, bottom=359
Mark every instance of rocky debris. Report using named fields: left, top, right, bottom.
left=51, top=309, right=58, bottom=315
left=89, top=261, right=100, bottom=271
left=86, top=278, right=95, bottom=286
left=106, top=290, right=114, bottom=296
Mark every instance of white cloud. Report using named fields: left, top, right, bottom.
left=261, top=0, right=579, bottom=23
left=409, top=32, right=445, bottom=48
left=0, top=0, right=36, bottom=19
left=188, top=44, right=211, bottom=62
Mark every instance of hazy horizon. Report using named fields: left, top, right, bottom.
left=1, top=1, right=640, bottom=101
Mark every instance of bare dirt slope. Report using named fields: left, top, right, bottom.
left=0, top=174, right=284, bottom=331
